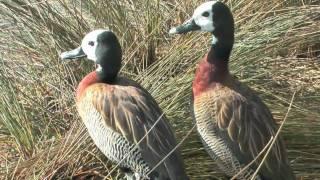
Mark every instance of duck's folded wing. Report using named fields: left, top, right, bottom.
left=215, top=91, right=283, bottom=168
left=79, top=83, right=178, bottom=166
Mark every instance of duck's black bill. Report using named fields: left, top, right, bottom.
left=60, top=47, right=86, bottom=60
left=169, top=19, right=200, bottom=34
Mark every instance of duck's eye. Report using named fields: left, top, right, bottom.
left=202, top=11, right=210, bottom=17
left=88, top=41, right=95, bottom=46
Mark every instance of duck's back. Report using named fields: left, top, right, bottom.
left=192, top=76, right=294, bottom=180
left=77, top=77, right=188, bottom=180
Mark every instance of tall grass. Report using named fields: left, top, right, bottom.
left=0, top=0, right=319, bottom=179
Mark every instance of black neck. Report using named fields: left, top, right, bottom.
left=208, top=1, right=234, bottom=63
left=207, top=45, right=229, bottom=77
left=97, top=65, right=120, bottom=83
left=206, top=23, right=234, bottom=77
left=208, top=32, right=234, bottom=62
left=96, top=50, right=122, bottom=83
left=95, top=31, right=122, bottom=83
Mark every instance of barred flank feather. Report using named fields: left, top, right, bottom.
left=193, top=76, right=294, bottom=180
left=77, top=77, right=188, bottom=180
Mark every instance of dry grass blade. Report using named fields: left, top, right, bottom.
left=104, top=113, right=164, bottom=179
left=146, top=124, right=197, bottom=177
left=250, top=92, right=296, bottom=180
left=230, top=136, right=274, bottom=180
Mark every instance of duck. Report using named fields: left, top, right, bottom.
left=60, top=29, right=188, bottom=180
left=169, top=1, right=294, bottom=180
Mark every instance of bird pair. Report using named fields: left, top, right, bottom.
left=60, top=1, right=294, bottom=180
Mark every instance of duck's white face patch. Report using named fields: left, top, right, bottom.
left=81, top=29, right=108, bottom=62
left=212, top=35, right=218, bottom=45
left=192, top=1, right=217, bottom=32
left=96, top=64, right=103, bottom=72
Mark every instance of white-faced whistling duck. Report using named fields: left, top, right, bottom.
left=60, top=29, right=188, bottom=180
left=169, top=1, right=294, bottom=180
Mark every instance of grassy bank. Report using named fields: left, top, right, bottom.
left=0, top=0, right=320, bottom=179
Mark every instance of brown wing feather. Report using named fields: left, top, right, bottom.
left=194, top=77, right=294, bottom=179
left=214, top=78, right=293, bottom=177
left=77, top=77, right=187, bottom=179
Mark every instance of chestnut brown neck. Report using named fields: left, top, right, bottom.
left=76, top=71, right=99, bottom=100
left=192, top=49, right=230, bottom=97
